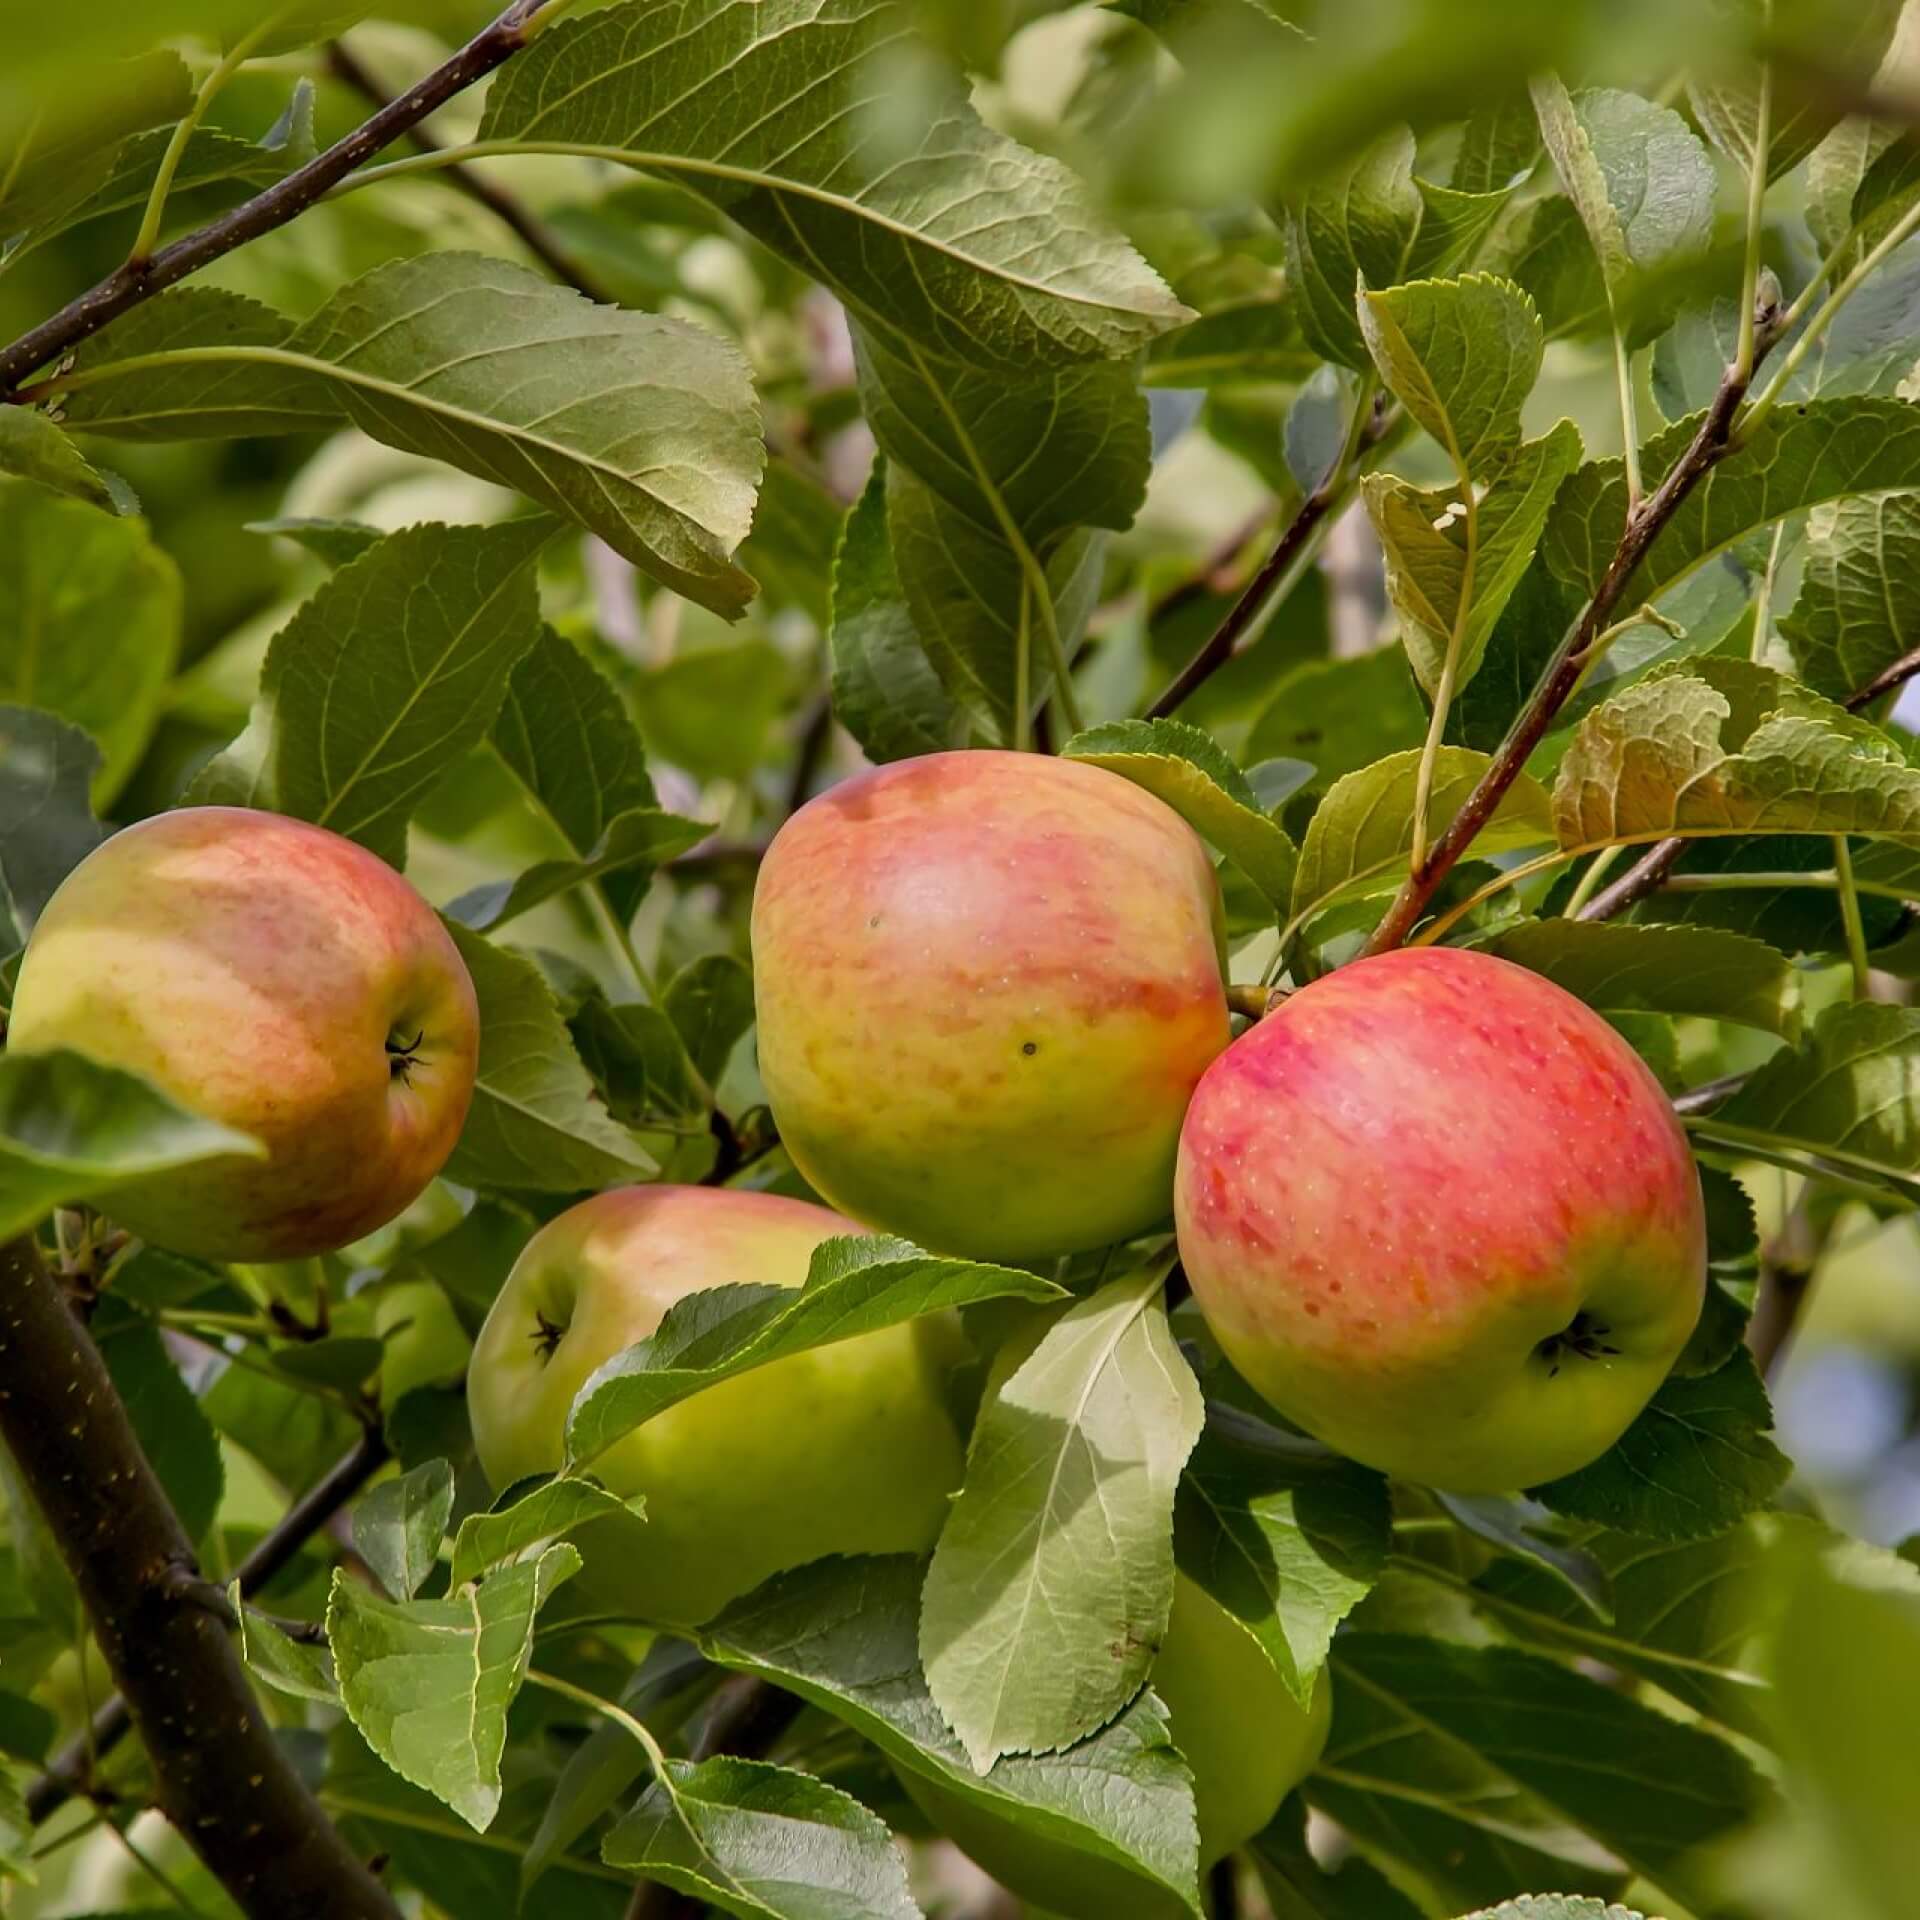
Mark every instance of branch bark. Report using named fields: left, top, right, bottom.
left=324, top=36, right=614, bottom=304
left=26, top=1421, right=388, bottom=1823
left=0, top=0, right=559, bottom=398
left=1361, top=359, right=1762, bottom=956
left=0, top=1235, right=400, bottom=1916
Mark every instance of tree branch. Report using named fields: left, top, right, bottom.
left=0, top=1235, right=399, bottom=1916
left=324, top=37, right=614, bottom=304
left=1145, top=392, right=1389, bottom=720
left=0, top=0, right=560, bottom=399
left=1579, top=634, right=1920, bottom=925
left=27, top=1422, right=388, bottom=1824
left=1747, top=1191, right=1824, bottom=1377
left=1361, top=350, right=1767, bottom=957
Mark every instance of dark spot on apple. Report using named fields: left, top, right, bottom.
left=1021, top=1041, right=1038, bottom=1056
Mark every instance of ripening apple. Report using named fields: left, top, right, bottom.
left=1176, top=946, right=1706, bottom=1491
left=751, top=751, right=1232, bottom=1261
left=467, top=1184, right=967, bottom=1625
left=900, top=1575, right=1330, bottom=1918
left=7, top=807, right=479, bottom=1262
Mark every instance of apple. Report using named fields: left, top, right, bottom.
left=467, top=1184, right=967, bottom=1625
left=751, top=751, right=1232, bottom=1261
left=900, top=1575, right=1330, bottom=1917
left=374, top=1279, right=473, bottom=1409
left=1175, top=946, right=1706, bottom=1491
left=7, top=807, right=478, bottom=1262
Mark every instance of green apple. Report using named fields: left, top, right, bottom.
left=374, top=1279, right=472, bottom=1409
left=1175, top=946, right=1707, bottom=1491
left=7, top=806, right=478, bottom=1262
left=751, top=750, right=1231, bottom=1262
left=900, top=1575, right=1330, bottom=1918
left=467, top=1184, right=967, bottom=1625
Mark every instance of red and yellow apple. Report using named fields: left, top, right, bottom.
left=467, top=1184, right=967, bottom=1625
left=901, top=1575, right=1330, bottom=1918
left=751, top=751, right=1231, bottom=1261
left=1176, top=946, right=1706, bottom=1491
left=7, top=807, right=478, bottom=1262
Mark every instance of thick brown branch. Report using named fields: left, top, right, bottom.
left=27, top=1422, right=388, bottom=1824
left=1361, top=366, right=1759, bottom=956
left=0, top=0, right=557, bottom=398
left=325, top=37, right=614, bottom=304
left=1581, top=631, right=1920, bottom=925
left=0, top=1235, right=399, bottom=1916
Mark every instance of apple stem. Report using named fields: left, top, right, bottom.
left=1225, top=983, right=1289, bottom=1021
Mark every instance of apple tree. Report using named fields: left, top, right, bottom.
left=1, top=1, right=1918, bottom=1916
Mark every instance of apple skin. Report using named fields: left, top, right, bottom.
left=751, top=751, right=1232, bottom=1261
left=467, top=1185, right=967, bottom=1625
left=1175, top=946, right=1706, bottom=1492
left=8, top=807, right=478, bottom=1262
left=900, top=1575, right=1330, bottom=1918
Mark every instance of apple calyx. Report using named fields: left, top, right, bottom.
left=1534, top=1308, right=1624, bottom=1377
left=530, top=1309, right=565, bottom=1362
left=385, top=1027, right=425, bottom=1087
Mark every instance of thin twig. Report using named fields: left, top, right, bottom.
left=1362, top=351, right=1767, bottom=956
left=325, top=38, right=616, bottom=304
left=1748, top=1191, right=1823, bottom=1376
left=1146, top=388, right=1387, bottom=720
left=0, top=0, right=563, bottom=398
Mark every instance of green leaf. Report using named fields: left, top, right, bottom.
left=92, top=1298, right=223, bottom=1545
left=921, top=1267, right=1205, bottom=1770
left=449, top=808, right=710, bottom=932
left=1359, top=275, right=1542, bottom=478
left=1364, top=421, right=1583, bottom=699
left=249, top=516, right=383, bottom=568
left=1291, top=747, right=1553, bottom=925
left=1546, top=397, right=1920, bottom=611
left=327, top=1543, right=580, bottom=1831
left=1249, top=1792, right=1427, bottom=1919
left=1433, top=1492, right=1613, bottom=1621
left=0, top=411, right=126, bottom=513
left=1529, top=81, right=1716, bottom=301
left=854, top=322, right=1149, bottom=547
left=235, top=1584, right=339, bottom=1705
left=1551, top=659, right=1920, bottom=854
left=1532, top=1349, right=1790, bottom=1540
left=478, top=0, right=1187, bottom=369
left=60, top=256, right=765, bottom=614
left=442, top=925, right=657, bottom=1193
left=663, top=955, right=755, bottom=1087
left=1172, top=1418, right=1389, bottom=1706
left=1246, top=648, right=1428, bottom=789
left=191, top=519, right=550, bottom=866
left=1479, top=921, right=1799, bottom=1036
left=1284, top=128, right=1424, bottom=370
left=449, top=1478, right=645, bottom=1591
left=1705, top=998, right=1920, bottom=1195
left=1314, top=1635, right=1766, bottom=1917
left=828, top=466, right=964, bottom=763
left=1771, top=1549, right=1920, bottom=1920
left=886, top=465, right=1105, bottom=742
left=603, top=1755, right=919, bottom=1920
left=0, top=707, right=101, bottom=974
left=355, top=1459, right=455, bottom=1601
left=1687, top=0, right=1901, bottom=183
left=738, top=461, right=841, bottom=624
left=0, top=1049, right=263, bottom=1242
left=1063, top=718, right=1300, bottom=912
left=1454, top=93, right=1544, bottom=196
left=703, top=1555, right=1201, bottom=1915
left=1457, top=1901, right=1647, bottom=1920
left=0, top=481, right=181, bottom=804
left=567, top=1236, right=1062, bottom=1468
left=1780, top=493, right=1920, bottom=706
